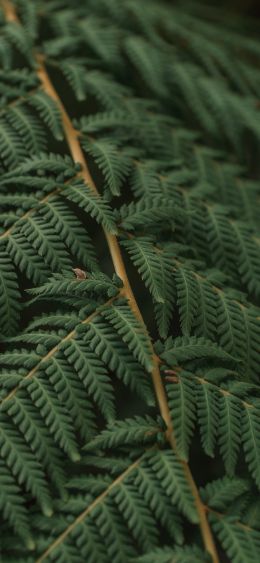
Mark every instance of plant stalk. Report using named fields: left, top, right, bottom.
left=0, top=2, right=220, bottom=560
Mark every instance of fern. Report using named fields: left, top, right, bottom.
left=0, top=0, right=259, bottom=561
left=82, top=137, right=133, bottom=197
left=0, top=251, right=20, bottom=336
left=28, top=91, right=64, bottom=141
left=65, top=179, right=118, bottom=234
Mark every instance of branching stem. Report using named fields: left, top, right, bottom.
left=1, top=2, right=220, bottom=561
left=36, top=57, right=220, bottom=563
left=35, top=53, right=174, bottom=474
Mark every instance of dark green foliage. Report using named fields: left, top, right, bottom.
left=0, top=0, right=260, bottom=562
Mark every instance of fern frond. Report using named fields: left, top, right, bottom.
left=60, top=59, right=87, bottom=101
left=6, top=232, right=49, bottom=284
left=65, top=179, right=118, bottom=234
left=4, top=21, right=33, bottom=64
left=82, top=137, right=133, bottom=197
left=242, top=406, right=260, bottom=488
left=1, top=152, right=78, bottom=177
left=84, top=416, right=163, bottom=451
left=28, top=91, right=64, bottom=141
left=174, top=265, right=200, bottom=336
left=100, top=300, right=153, bottom=372
left=161, top=335, right=234, bottom=366
left=27, top=272, right=118, bottom=301
left=61, top=337, right=115, bottom=422
left=146, top=449, right=198, bottom=523
left=21, top=375, right=80, bottom=461
left=0, top=0, right=260, bottom=560
left=0, top=251, right=20, bottom=336
left=196, top=378, right=219, bottom=457
left=118, top=197, right=180, bottom=232
left=218, top=394, right=241, bottom=475
left=132, top=461, right=184, bottom=544
left=166, top=369, right=260, bottom=480
left=233, top=222, right=260, bottom=298
left=81, top=316, right=154, bottom=403
left=17, top=215, right=71, bottom=272
left=211, top=515, right=260, bottom=563
left=0, top=116, right=27, bottom=168
left=122, top=237, right=175, bottom=337
left=2, top=391, right=66, bottom=494
left=38, top=197, right=98, bottom=270
left=111, top=481, right=158, bottom=552
left=84, top=71, right=130, bottom=110
left=125, top=36, right=168, bottom=98
left=0, top=461, right=34, bottom=549
left=167, top=372, right=196, bottom=460
left=136, top=544, right=209, bottom=563
left=0, top=419, right=53, bottom=516
left=45, top=356, right=97, bottom=442
left=122, top=237, right=173, bottom=304
left=200, top=476, right=250, bottom=512
left=5, top=105, right=47, bottom=154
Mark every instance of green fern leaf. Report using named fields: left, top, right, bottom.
left=4, top=22, right=33, bottom=64
left=83, top=137, right=132, bottom=197
left=0, top=251, right=21, bottom=336
left=45, top=355, right=97, bottom=442
left=122, top=237, right=175, bottom=337
left=29, top=91, right=64, bottom=141
left=196, top=380, right=219, bottom=457
left=146, top=449, right=199, bottom=523
left=84, top=416, right=163, bottom=451
left=136, top=544, right=209, bottom=563
left=5, top=105, right=47, bottom=154
left=38, top=197, right=98, bottom=271
left=27, top=272, right=118, bottom=301
left=211, top=515, right=260, bottom=563
left=133, top=461, right=184, bottom=544
left=0, top=420, right=52, bottom=516
left=81, top=317, right=154, bottom=403
left=122, top=237, right=173, bottom=304
left=166, top=372, right=196, bottom=460
left=218, top=395, right=241, bottom=475
left=65, top=180, right=118, bottom=234
left=61, top=338, right=115, bottom=422
left=0, top=462, right=34, bottom=550
left=111, top=482, right=158, bottom=552
left=242, top=405, right=260, bottom=488
left=6, top=232, right=49, bottom=284
left=60, top=59, right=87, bottom=101
left=174, top=266, right=200, bottom=336
left=2, top=392, right=66, bottom=495
left=22, top=375, right=80, bottom=462
left=0, top=1, right=260, bottom=560
left=200, top=476, right=250, bottom=512
left=118, top=197, right=180, bottom=231
left=161, top=335, right=235, bottom=365
left=101, top=301, right=153, bottom=372
left=0, top=117, right=27, bottom=168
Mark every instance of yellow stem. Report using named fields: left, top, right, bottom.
left=35, top=53, right=173, bottom=455
left=34, top=58, right=221, bottom=563
left=1, top=0, right=16, bottom=21
left=1, top=2, right=220, bottom=561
